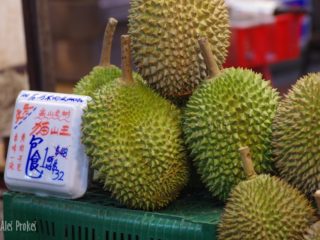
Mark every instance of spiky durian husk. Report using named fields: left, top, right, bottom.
left=304, top=222, right=320, bottom=240
left=218, top=174, right=315, bottom=240
left=273, top=73, right=320, bottom=197
left=128, top=0, right=230, bottom=98
left=82, top=77, right=189, bottom=210
left=73, top=66, right=121, bottom=96
left=183, top=68, right=279, bottom=201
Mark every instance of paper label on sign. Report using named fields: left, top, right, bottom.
left=5, top=91, right=90, bottom=193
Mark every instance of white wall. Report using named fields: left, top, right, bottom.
left=0, top=0, right=27, bottom=70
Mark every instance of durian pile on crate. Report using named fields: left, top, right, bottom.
left=47, top=0, right=320, bottom=239
left=74, top=0, right=320, bottom=240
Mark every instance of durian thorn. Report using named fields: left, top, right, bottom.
left=99, top=17, right=118, bottom=67
left=314, top=190, right=320, bottom=214
left=239, top=146, right=257, bottom=179
left=120, top=35, right=134, bottom=84
left=198, top=37, right=220, bottom=79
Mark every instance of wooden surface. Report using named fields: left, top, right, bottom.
left=22, top=0, right=55, bottom=91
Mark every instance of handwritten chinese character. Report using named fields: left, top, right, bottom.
left=15, top=109, right=22, bottom=123
left=30, top=121, right=50, bottom=136
left=50, top=127, right=59, bottom=135
left=37, top=108, right=46, bottom=120
left=11, top=144, right=17, bottom=153
left=14, top=133, right=18, bottom=142
left=15, top=103, right=34, bottom=123
left=59, top=125, right=71, bottom=136
left=55, top=110, right=60, bottom=120
left=47, top=111, right=54, bottom=119
left=61, top=110, right=71, bottom=122
left=21, top=133, right=26, bottom=142
left=23, top=103, right=33, bottom=112
left=9, top=162, right=15, bottom=170
left=19, top=144, right=25, bottom=152
left=45, top=156, right=54, bottom=171
left=25, top=135, right=44, bottom=179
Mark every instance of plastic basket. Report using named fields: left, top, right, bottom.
left=224, top=13, right=303, bottom=68
left=275, top=14, right=303, bottom=61
left=3, top=189, right=223, bottom=240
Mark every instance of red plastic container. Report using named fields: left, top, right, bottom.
left=224, top=14, right=303, bottom=68
left=275, top=14, right=302, bottom=61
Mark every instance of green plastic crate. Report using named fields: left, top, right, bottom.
left=3, top=189, right=223, bottom=240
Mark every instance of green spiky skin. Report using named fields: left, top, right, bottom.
left=73, top=66, right=121, bottom=96
left=128, top=0, right=230, bottom=98
left=218, top=174, right=315, bottom=240
left=304, top=222, right=320, bottom=240
left=273, top=73, right=320, bottom=197
left=183, top=68, right=279, bottom=201
left=82, top=76, right=189, bottom=210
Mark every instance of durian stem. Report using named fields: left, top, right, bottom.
left=99, top=17, right=118, bottom=67
left=198, top=38, right=220, bottom=79
left=239, top=147, right=257, bottom=179
left=121, top=35, right=134, bottom=84
left=314, top=190, right=320, bottom=214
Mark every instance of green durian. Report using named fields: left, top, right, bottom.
left=82, top=35, right=189, bottom=210
left=304, top=190, right=320, bottom=240
left=183, top=39, right=279, bottom=201
left=273, top=73, right=320, bottom=197
left=128, top=0, right=230, bottom=98
left=74, top=18, right=121, bottom=96
left=219, top=147, right=315, bottom=240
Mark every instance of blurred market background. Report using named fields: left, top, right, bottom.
left=0, top=0, right=319, bottom=190
left=12, top=0, right=320, bottom=94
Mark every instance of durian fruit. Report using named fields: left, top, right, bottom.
left=218, top=147, right=315, bottom=240
left=128, top=0, right=230, bottom=98
left=82, top=35, right=189, bottom=210
left=273, top=73, right=320, bottom=197
left=304, top=190, right=320, bottom=240
left=183, top=38, right=279, bottom=201
left=74, top=18, right=121, bottom=96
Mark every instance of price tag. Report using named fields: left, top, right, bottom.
left=5, top=91, right=91, bottom=199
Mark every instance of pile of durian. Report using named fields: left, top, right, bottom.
left=74, top=0, right=320, bottom=239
